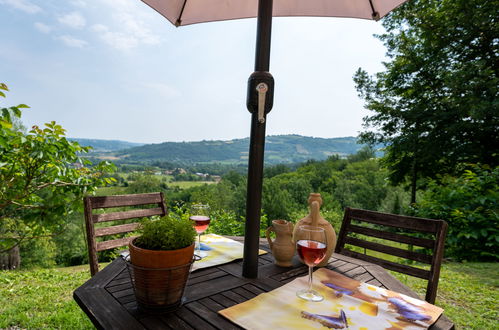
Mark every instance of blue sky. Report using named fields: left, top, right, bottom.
left=0, top=0, right=388, bottom=143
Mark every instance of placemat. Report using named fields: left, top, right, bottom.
left=219, top=268, right=443, bottom=329
left=191, top=234, right=267, bottom=271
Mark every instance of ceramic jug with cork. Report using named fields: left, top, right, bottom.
left=293, top=193, right=336, bottom=267
left=265, top=220, right=295, bottom=267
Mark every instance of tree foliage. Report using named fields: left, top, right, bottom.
left=354, top=0, right=499, bottom=196
left=0, top=83, right=115, bottom=254
left=413, top=164, right=499, bottom=261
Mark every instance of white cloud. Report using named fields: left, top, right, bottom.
left=34, top=22, right=51, bottom=34
left=91, top=0, right=161, bottom=50
left=70, top=0, right=86, bottom=8
left=58, top=11, right=86, bottom=29
left=0, top=0, right=41, bottom=14
left=91, top=24, right=138, bottom=50
left=99, top=0, right=134, bottom=12
left=114, top=12, right=160, bottom=46
left=57, top=35, right=88, bottom=48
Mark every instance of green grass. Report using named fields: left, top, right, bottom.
left=95, top=186, right=127, bottom=196
left=0, top=262, right=497, bottom=329
left=0, top=265, right=95, bottom=329
left=169, top=181, right=215, bottom=189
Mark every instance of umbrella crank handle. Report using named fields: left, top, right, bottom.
left=256, top=83, right=268, bottom=124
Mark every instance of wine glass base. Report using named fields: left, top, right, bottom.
left=195, top=250, right=208, bottom=258
left=296, top=289, right=324, bottom=302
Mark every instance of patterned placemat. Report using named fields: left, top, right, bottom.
left=219, top=267, right=443, bottom=329
left=191, top=234, right=267, bottom=271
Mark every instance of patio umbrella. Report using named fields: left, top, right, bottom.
left=140, top=0, right=408, bottom=278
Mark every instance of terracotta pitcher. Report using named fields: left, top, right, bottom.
left=293, top=193, right=336, bottom=267
left=266, top=220, right=295, bottom=267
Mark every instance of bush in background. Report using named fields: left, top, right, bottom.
left=413, top=164, right=499, bottom=261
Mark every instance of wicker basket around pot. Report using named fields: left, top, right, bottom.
left=128, top=238, right=195, bottom=312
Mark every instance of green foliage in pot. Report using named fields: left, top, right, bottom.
left=134, top=216, right=196, bottom=251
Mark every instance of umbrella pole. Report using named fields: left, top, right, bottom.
left=243, top=0, right=274, bottom=278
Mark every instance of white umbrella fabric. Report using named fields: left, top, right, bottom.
left=139, top=0, right=408, bottom=278
left=142, top=0, right=406, bottom=26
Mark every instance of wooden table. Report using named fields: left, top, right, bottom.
left=74, top=241, right=454, bottom=330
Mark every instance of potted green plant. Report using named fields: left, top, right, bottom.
left=128, top=215, right=196, bottom=311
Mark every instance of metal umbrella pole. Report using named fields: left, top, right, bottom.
left=243, top=0, right=275, bottom=278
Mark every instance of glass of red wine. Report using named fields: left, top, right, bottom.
left=295, top=225, right=327, bottom=302
left=190, top=204, right=211, bottom=258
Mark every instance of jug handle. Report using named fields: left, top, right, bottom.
left=265, top=226, right=274, bottom=250
left=311, top=200, right=320, bottom=226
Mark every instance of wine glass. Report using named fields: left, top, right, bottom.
left=190, top=204, right=211, bottom=258
left=295, top=225, right=327, bottom=302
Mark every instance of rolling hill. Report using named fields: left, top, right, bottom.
left=110, top=135, right=367, bottom=164
left=69, top=138, right=144, bottom=152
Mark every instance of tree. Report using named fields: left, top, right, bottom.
left=0, top=83, right=115, bottom=269
left=262, top=179, right=294, bottom=225
left=413, top=164, right=499, bottom=261
left=126, top=174, right=167, bottom=194
left=332, top=159, right=389, bottom=210
left=354, top=0, right=499, bottom=203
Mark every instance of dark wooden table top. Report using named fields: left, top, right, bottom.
left=74, top=239, right=454, bottom=330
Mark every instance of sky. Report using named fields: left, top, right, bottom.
left=0, top=0, right=388, bottom=144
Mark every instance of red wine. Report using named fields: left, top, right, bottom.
left=297, top=240, right=327, bottom=266
left=190, top=215, right=211, bottom=234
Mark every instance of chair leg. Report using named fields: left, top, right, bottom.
left=89, top=248, right=99, bottom=276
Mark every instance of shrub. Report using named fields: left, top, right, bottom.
left=207, top=209, right=245, bottom=236
left=413, top=164, right=499, bottom=261
left=20, top=237, right=57, bottom=269
left=134, top=216, right=196, bottom=251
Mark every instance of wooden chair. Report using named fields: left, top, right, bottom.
left=83, top=192, right=167, bottom=276
left=335, top=207, right=448, bottom=303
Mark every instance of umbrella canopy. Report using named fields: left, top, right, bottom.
left=142, top=0, right=406, bottom=26
left=139, top=0, right=408, bottom=278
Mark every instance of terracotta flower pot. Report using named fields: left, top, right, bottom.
left=128, top=238, right=195, bottom=311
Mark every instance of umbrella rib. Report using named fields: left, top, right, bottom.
left=175, top=0, right=188, bottom=26
left=368, top=0, right=380, bottom=20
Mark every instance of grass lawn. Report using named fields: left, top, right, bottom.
left=170, top=181, right=215, bottom=189
left=94, top=186, right=128, bottom=196
left=0, top=262, right=497, bottom=329
left=0, top=265, right=95, bottom=329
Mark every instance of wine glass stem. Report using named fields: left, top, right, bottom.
left=308, top=265, right=313, bottom=292
left=197, top=233, right=201, bottom=254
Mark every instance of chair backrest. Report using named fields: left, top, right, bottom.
left=335, top=207, right=448, bottom=303
left=83, top=192, right=167, bottom=276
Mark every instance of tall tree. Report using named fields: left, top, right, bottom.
left=354, top=0, right=499, bottom=202
left=0, top=83, right=115, bottom=269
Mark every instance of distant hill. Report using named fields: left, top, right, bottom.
left=69, top=138, right=144, bottom=152
left=112, top=135, right=367, bottom=165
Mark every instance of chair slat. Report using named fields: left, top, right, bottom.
left=96, top=236, right=137, bottom=251
left=83, top=192, right=167, bottom=276
left=349, top=208, right=442, bottom=233
left=344, top=236, right=433, bottom=264
left=348, top=224, right=436, bottom=249
left=89, top=193, right=163, bottom=209
left=94, top=223, right=140, bottom=237
left=92, top=207, right=164, bottom=223
left=335, top=207, right=448, bottom=303
left=339, top=248, right=431, bottom=279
